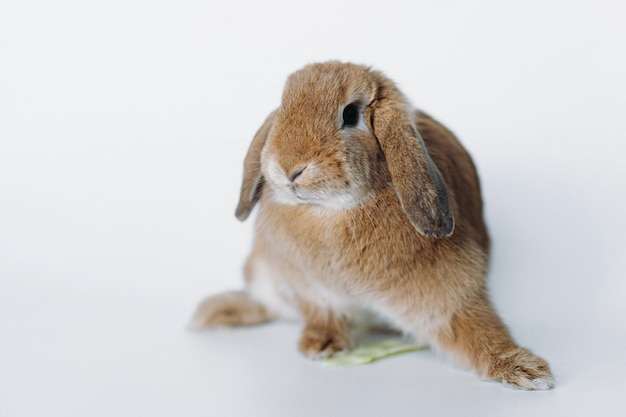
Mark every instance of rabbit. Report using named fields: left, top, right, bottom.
left=189, top=61, right=554, bottom=390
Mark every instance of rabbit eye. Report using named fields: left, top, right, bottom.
left=342, top=103, right=359, bottom=127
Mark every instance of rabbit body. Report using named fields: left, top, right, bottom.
left=190, top=62, right=553, bottom=390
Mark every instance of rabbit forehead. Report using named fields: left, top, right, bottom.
left=281, top=62, right=375, bottom=112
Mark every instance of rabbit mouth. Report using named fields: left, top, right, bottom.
left=294, top=193, right=311, bottom=203
left=265, top=161, right=363, bottom=210
left=292, top=187, right=319, bottom=204
left=276, top=185, right=362, bottom=211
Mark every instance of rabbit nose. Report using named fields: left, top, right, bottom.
left=289, top=167, right=305, bottom=183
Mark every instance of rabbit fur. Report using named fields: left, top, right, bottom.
left=189, top=61, right=554, bottom=390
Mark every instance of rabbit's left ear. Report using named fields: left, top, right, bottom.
left=366, top=99, right=454, bottom=238
left=235, top=111, right=277, bottom=221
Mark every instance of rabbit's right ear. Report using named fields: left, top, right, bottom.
left=235, top=111, right=277, bottom=221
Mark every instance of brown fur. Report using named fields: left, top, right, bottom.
left=190, top=62, right=553, bottom=390
left=187, top=291, right=274, bottom=329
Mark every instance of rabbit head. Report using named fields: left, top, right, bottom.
left=236, top=61, right=454, bottom=238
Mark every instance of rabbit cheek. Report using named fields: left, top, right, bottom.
left=342, top=133, right=390, bottom=200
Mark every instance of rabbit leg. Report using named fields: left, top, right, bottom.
left=298, top=307, right=351, bottom=359
left=187, top=290, right=276, bottom=330
left=435, top=294, right=554, bottom=390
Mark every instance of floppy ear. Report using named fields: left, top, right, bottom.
left=235, top=111, right=277, bottom=221
left=367, top=100, right=455, bottom=238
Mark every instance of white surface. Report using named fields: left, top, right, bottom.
left=1, top=1, right=625, bottom=416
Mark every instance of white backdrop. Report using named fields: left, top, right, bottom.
left=1, top=1, right=625, bottom=416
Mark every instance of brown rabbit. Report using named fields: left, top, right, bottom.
left=189, top=61, right=554, bottom=390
